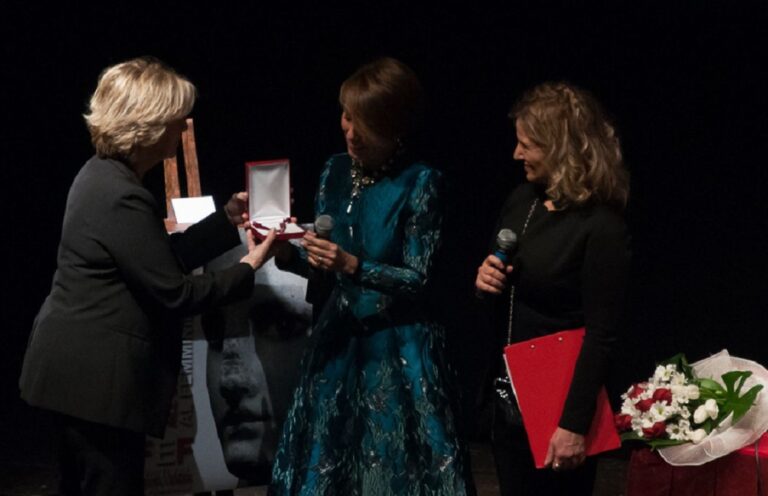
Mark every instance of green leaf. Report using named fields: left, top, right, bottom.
left=620, top=432, right=642, bottom=442
left=647, top=438, right=690, bottom=449
left=660, top=353, right=695, bottom=380
left=703, top=370, right=765, bottom=425
left=699, top=418, right=715, bottom=433
left=728, top=384, right=764, bottom=424
left=619, top=431, right=688, bottom=450
left=697, top=378, right=725, bottom=395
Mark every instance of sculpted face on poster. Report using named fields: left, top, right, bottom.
left=144, top=230, right=312, bottom=493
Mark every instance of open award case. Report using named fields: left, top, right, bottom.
left=246, top=159, right=304, bottom=240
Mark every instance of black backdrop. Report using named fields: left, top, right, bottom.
left=2, top=2, right=767, bottom=455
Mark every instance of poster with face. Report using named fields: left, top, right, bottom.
left=145, top=230, right=312, bottom=492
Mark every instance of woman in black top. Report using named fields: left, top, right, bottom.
left=475, top=82, right=630, bottom=495
left=19, top=57, right=276, bottom=495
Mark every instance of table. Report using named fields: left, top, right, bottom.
left=626, top=434, right=768, bottom=496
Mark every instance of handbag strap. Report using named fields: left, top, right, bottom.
left=506, top=197, right=539, bottom=344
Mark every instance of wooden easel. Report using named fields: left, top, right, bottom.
left=163, top=117, right=201, bottom=232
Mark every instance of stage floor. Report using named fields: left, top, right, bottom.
left=0, top=400, right=628, bottom=495
left=0, top=441, right=628, bottom=495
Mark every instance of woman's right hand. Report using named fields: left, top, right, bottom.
left=240, top=228, right=277, bottom=270
left=475, top=255, right=513, bottom=295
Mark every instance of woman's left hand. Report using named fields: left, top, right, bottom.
left=224, top=192, right=249, bottom=227
left=544, top=427, right=586, bottom=471
left=302, top=231, right=359, bottom=275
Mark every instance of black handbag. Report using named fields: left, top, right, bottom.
left=493, top=375, right=524, bottom=426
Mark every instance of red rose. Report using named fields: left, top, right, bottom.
left=628, top=384, right=646, bottom=399
left=614, top=414, right=633, bottom=432
left=636, top=398, right=655, bottom=412
left=652, top=388, right=673, bottom=403
left=642, top=421, right=667, bottom=439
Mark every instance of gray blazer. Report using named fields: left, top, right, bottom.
left=19, top=156, right=253, bottom=437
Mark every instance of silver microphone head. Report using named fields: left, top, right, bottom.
left=496, top=228, right=518, bottom=252
left=314, top=214, right=335, bottom=239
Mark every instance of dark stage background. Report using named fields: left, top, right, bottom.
left=2, top=1, right=767, bottom=481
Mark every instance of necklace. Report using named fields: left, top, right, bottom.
left=506, top=197, right=539, bottom=344
left=347, top=159, right=382, bottom=214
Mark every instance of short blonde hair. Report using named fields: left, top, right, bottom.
left=511, top=82, right=629, bottom=210
left=84, top=57, right=196, bottom=158
left=339, top=57, right=423, bottom=144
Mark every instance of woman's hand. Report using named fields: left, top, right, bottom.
left=545, top=427, right=586, bottom=471
left=475, top=255, right=513, bottom=295
left=302, top=231, right=358, bottom=275
left=270, top=216, right=298, bottom=263
left=240, top=228, right=276, bottom=270
left=224, top=192, right=249, bottom=227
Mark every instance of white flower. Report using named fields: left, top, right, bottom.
left=670, top=383, right=699, bottom=404
left=690, top=428, right=708, bottom=444
left=671, top=385, right=689, bottom=403
left=703, top=399, right=719, bottom=419
left=693, top=399, right=719, bottom=424
left=621, top=403, right=639, bottom=416
left=653, top=365, right=676, bottom=384
left=649, top=402, right=676, bottom=422
left=631, top=417, right=645, bottom=437
left=686, top=385, right=700, bottom=400
left=640, top=417, right=658, bottom=430
left=693, top=405, right=708, bottom=424
left=670, top=371, right=688, bottom=386
left=667, top=421, right=690, bottom=441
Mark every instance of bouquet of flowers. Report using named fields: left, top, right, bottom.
left=615, top=352, right=764, bottom=450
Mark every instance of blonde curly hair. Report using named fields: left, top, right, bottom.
left=84, top=57, right=196, bottom=159
left=510, top=82, right=629, bottom=209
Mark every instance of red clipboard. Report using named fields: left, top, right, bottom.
left=503, top=328, right=620, bottom=468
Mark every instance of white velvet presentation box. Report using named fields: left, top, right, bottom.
left=246, top=159, right=304, bottom=240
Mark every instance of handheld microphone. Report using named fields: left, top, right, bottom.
left=314, top=214, right=335, bottom=240
left=475, top=229, right=518, bottom=300
left=493, top=228, right=518, bottom=264
left=306, top=215, right=335, bottom=316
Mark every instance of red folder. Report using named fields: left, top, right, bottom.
left=503, top=328, right=620, bottom=468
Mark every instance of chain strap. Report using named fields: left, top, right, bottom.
left=505, top=198, right=539, bottom=344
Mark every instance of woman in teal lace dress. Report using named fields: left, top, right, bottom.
left=269, top=58, right=472, bottom=495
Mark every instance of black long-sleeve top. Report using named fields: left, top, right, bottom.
left=489, top=182, right=630, bottom=434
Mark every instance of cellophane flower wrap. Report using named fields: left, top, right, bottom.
left=615, top=350, right=767, bottom=465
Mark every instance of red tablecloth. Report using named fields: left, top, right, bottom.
left=626, top=434, right=768, bottom=496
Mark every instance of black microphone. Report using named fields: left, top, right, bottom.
left=493, top=228, right=518, bottom=264
left=314, top=214, right=335, bottom=240
left=476, top=229, right=518, bottom=299
left=306, top=215, right=335, bottom=318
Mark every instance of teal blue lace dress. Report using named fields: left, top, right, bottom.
left=270, top=153, right=471, bottom=495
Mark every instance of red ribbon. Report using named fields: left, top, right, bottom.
left=250, top=217, right=290, bottom=234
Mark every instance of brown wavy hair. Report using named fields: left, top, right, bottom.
left=510, top=82, right=629, bottom=209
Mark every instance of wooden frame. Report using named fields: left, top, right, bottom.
left=163, top=118, right=201, bottom=232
